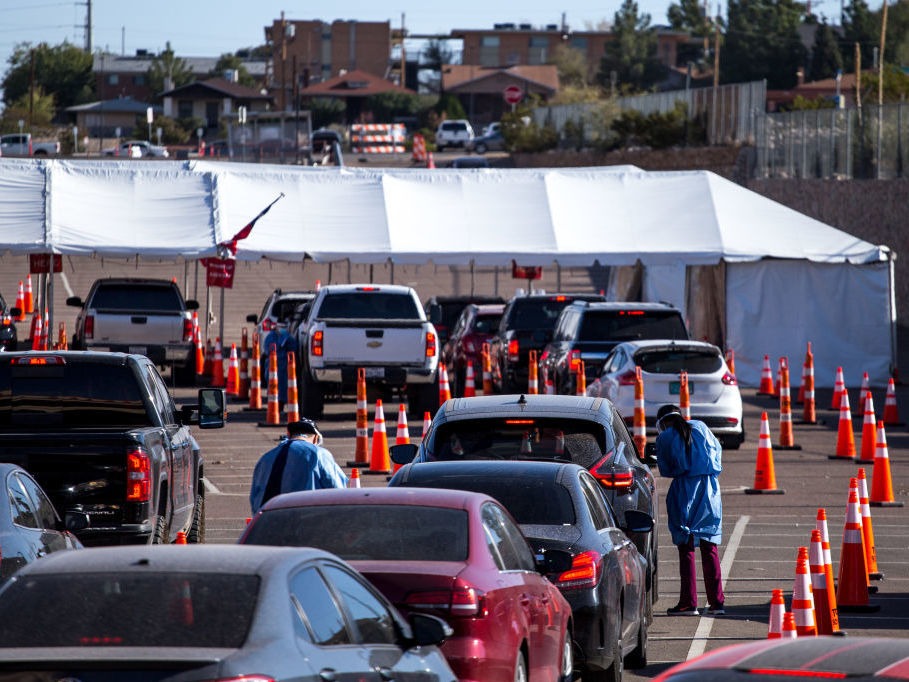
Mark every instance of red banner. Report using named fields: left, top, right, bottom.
left=202, top=258, right=235, bottom=289
left=29, top=253, right=62, bottom=274
left=512, top=261, right=542, bottom=280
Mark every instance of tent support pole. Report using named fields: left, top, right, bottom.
left=219, top=286, right=225, bottom=349
left=470, top=260, right=475, bottom=296
left=556, top=263, right=561, bottom=291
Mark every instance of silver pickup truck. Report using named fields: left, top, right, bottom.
left=0, top=133, right=60, bottom=157
left=67, top=278, right=199, bottom=384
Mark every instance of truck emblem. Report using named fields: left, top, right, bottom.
left=367, top=341, right=382, bottom=348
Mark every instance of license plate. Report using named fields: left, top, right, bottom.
left=669, top=381, right=695, bottom=395
left=129, top=346, right=147, bottom=355
left=365, top=367, right=384, bottom=379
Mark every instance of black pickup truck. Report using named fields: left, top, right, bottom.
left=0, top=351, right=225, bottom=546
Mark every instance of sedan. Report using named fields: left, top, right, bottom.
left=441, top=302, right=505, bottom=396
left=587, top=339, right=745, bottom=449
left=240, top=487, right=575, bottom=682
left=0, top=545, right=457, bottom=682
left=389, top=460, right=653, bottom=682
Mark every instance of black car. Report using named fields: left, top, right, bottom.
left=0, top=292, right=19, bottom=352
left=389, top=459, right=652, bottom=681
left=0, top=545, right=457, bottom=682
left=539, top=301, right=689, bottom=395
left=488, top=292, right=605, bottom=394
left=390, top=393, right=660, bottom=612
left=424, top=294, right=505, bottom=345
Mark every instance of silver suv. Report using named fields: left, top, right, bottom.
left=435, top=119, right=474, bottom=150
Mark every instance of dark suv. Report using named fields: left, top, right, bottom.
left=539, top=301, right=689, bottom=395
left=424, top=294, right=505, bottom=345
left=488, top=293, right=605, bottom=394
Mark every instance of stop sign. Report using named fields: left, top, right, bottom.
left=503, top=85, right=523, bottom=105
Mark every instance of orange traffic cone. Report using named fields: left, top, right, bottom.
left=23, top=273, right=33, bottom=315
left=367, top=399, right=391, bottom=475
left=633, top=366, right=647, bottom=459
left=767, top=588, right=786, bottom=638
left=41, top=309, right=49, bottom=350
left=421, top=411, right=432, bottom=441
left=857, top=391, right=877, bottom=463
left=225, top=344, right=240, bottom=396
left=725, top=348, right=736, bottom=377
left=348, top=467, right=361, bottom=488
left=815, top=509, right=843, bottom=635
left=528, top=350, right=539, bottom=394
left=870, top=421, right=903, bottom=507
left=29, top=312, right=42, bottom=350
left=463, top=361, right=477, bottom=397
left=175, top=531, right=187, bottom=545
left=831, top=366, right=846, bottom=411
left=247, top=333, right=263, bottom=410
left=238, top=328, right=250, bottom=400
left=836, top=485, right=880, bottom=612
left=781, top=612, right=798, bottom=639
left=350, top=368, right=370, bottom=467
left=809, top=528, right=840, bottom=635
left=545, top=372, right=555, bottom=395
left=482, top=343, right=493, bottom=395
left=799, top=344, right=817, bottom=424
left=776, top=357, right=800, bottom=450
left=830, top=390, right=856, bottom=460
left=859, top=372, right=870, bottom=415
left=260, top=345, right=282, bottom=426
left=758, top=355, right=775, bottom=395
left=791, top=546, right=817, bottom=637
left=56, top=321, right=67, bottom=350
left=13, top=281, right=25, bottom=321
left=193, top=313, right=205, bottom=376
left=883, top=378, right=903, bottom=426
left=395, top=404, right=410, bottom=445
left=576, top=360, right=586, bottom=396
left=438, top=363, right=452, bottom=405
left=426, top=151, right=436, bottom=169
left=211, top=338, right=225, bottom=388
left=856, top=468, right=882, bottom=581
left=679, top=371, right=690, bottom=418
left=285, top=352, right=300, bottom=424
left=745, top=412, right=785, bottom=494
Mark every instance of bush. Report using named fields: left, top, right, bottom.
left=501, top=106, right=558, bottom=153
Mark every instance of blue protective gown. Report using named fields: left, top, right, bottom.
left=262, top=328, right=298, bottom=402
left=656, top=419, right=723, bottom=546
left=249, top=438, right=348, bottom=513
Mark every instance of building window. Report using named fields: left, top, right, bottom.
left=528, top=36, right=548, bottom=65
left=480, top=36, right=500, bottom=47
left=177, top=100, right=193, bottom=119
left=132, top=74, right=146, bottom=86
left=106, top=74, right=119, bottom=86
left=570, top=36, right=588, bottom=51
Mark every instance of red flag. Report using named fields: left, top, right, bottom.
left=218, top=193, right=285, bottom=256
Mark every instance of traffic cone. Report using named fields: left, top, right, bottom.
left=438, top=362, right=451, bottom=405
left=463, top=360, right=477, bottom=397
left=882, top=378, right=903, bottom=425
left=809, top=528, right=840, bottom=635
left=836, top=485, right=879, bottom=612
left=23, top=273, right=33, bottom=315
left=776, top=357, right=800, bottom=450
left=482, top=343, right=493, bottom=395
left=767, top=588, right=785, bottom=638
left=527, top=351, right=539, bottom=394
left=791, top=546, right=817, bottom=637
left=831, top=366, right=846, bottom=411
left=29, top=312, right=42, bottom=350
left=211, top=338, right=225, bottom=388
left=633, top=366, right=647, bottom=459
left=576, top=360, right=586, bottom=396
left=857, top=468, right=882, bottom=581
left=799, top=344, right=818, bottom=424
left=285, top=352, right=300, bottom=424
left=41, top=309, right=49, bottom=350
left=395, top=404, right=410, bottom=446
left=781, top=612, right=798, bottom=639
left=857, top=391, right=877, bottom=463
left=348, top=468, right=361, bottom=488
left=175, top=531, right=187, bottom=545
left=193, top=313, right=205, bottom=376
left=238, top=328, right=250, bottom=400
left=261, top=345, right=281, bottom=426
left=725, top=348, right=736, bottom=377
left=859, top=372, right=870, bottom=415
left=679, top=371, right=690, bottom=418
left=830, top=390, right=856, bottom=460
left=745, top=412, right=785, bottom=494
left=421, top=411, right=432, bottom=442
left=427, top=151, right=436, bottom=169
left=13, top=281, right=25, bottom=321
left=758, top=355, right=775, bottom=395
left=870, top=421, right=902, bottom=507
left=815, top=509, right=843, bottom=635
left=367, top=399, right=391, bottom=475
left=247, top=333, right=263, bottom=410
left=225, top=344, right=240, bottom=396
left=56, top=322, right=67, bottom=350
left=350, top=368, right=370, bottom=467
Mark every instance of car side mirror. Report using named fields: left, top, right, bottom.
left=8, top=307, right=21, bottom=319
left=246, top=314, right=258, bottom=323
left=537, top=548, right=573, bottom=575
left=66, top=296, right=83, bottom=308
left=185, top=299, right=200, bottom=311
left=180, top=389, right=227, bottom=429
left=407, top=612, right=453, bottom=647
left=390, top=443, right=418, bottom=465
left=623, top=509, right=655, bottom=534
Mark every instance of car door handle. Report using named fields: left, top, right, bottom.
left=318, top=669, right=337, bottom=682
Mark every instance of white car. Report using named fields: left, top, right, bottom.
left=586, top=339, right=745, bottom=449
left=102, top=140, right=170, bottom=158
left=435, top=119, right=474, bottom=150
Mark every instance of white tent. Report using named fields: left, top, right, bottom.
left=0, top=159, right=894, bottom=388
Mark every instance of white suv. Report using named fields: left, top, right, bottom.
left=435, top=119, right=474, bottom=150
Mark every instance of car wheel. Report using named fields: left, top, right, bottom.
left=513, top=650, right=528, bottom=682
left=586, top=610, right=623, bottom=682
left=151, top=514, right=169, bottom=545
left=187, top=493, right=205, bottom=543
left=625, top=605, right=648, bottom=669
left=475, top=142, right=487, bottom=154
left=559, top=628, right=575, bottom=682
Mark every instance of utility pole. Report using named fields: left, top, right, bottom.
left=400, top=13, right=406, bottom=87
left=878, top=0, right=887, bottom=107
left=280, top=12, right=287, bottom=111
left=85, top=0, right=92, bottom=52
left=28, top=49, right=35, bottom=129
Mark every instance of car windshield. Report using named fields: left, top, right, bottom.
left=245, top=505, right=468, bottom=561
left=0, top=573, right=259, bottom=647
left=91, top=284, right=182, bottom=311
left=510, top=299, right=576, bottom=330
left=318, top=293, right=420, bottom=320
left=427, top=417, right=608, bottom=468
left=579, top=310, right=688, bottom=342
left=636, top=348, right=723, bottom=374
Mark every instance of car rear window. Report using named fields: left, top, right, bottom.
left=245, top=506, right=468, bottom=561
left=509, top=298, right=576, bottom=330
left=636, top=348, right=723, bottom=374
left=473, top=313, right=502, bottom=334
left=428, top=417, right=609, bottom=468
left=580, top=310, right=688, bottom=342
left=272, top=296, right=312, bottom=322
left=0, top=573, right=258, bottom=647
left=317, top=293, right=420, bottom=320
left=91, top=284, right=182, bottom=311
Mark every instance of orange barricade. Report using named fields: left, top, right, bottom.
left=633, top=366, right=647, bottom=459
left=351, top=368, right=370, bottom=467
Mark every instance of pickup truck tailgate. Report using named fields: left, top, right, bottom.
left=319, top=319, right=428, bottom=365
left=91, top=310, right=187, bottom=345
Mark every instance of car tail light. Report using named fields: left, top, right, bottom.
left=569, top=349, right=582, bottom=372
left=182, top=317, right=194, bottom=343
left=261, top=318, right=276, bottom=332
left=11, top=355, right=65, bottom=366
left=617, top=370, right=637, bottom=386
left=722, top=371, right=737, bottom=385
left=556, top=550, right=603, bottom=589
left=311, top=330, right=323, bottom=356
left=356, top=286, right=380, bottom=292
left=539, top=349, right=549, bottom=362
left=404, top=579, right=486, bottom=617
left=84, top=314, right=94, bottom=339
left=425, top=330, right=437, bottom=358
left=589, top=453, right=634, bottom=489
left=507, top=338, right=519, bottom=361
left=126, top=448, right=151, bottom=502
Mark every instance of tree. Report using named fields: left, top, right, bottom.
left=809, top=18, right=844, bottom=81
left=210, top=54, right=256, bottom=88
left=667, top=0, right=716, bottom=67
left=1, top=41, right=93, bottom=119
left=421, top=39, right=453, bottom=94
left=721, top=0, right=808, bottom=89
left=885, top=0, right=909, bottom=67
left=841, top=0, right=877, bottom=71
left=147, top=42, right=193, bottom=97
left=0, top=87, right=57, bottom=133
left=549, top=43, right=590, bottom=88
left=364, top=91, right=422, bottom=121
left=597, top=0, right=665, bottom=92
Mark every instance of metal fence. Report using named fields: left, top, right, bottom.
left=754, top=103, right=909, bottom=179
left=533, top=80, right=766, bottom=146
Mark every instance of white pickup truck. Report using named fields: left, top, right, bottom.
left=295, top=284, right=440, bottom=418
left=66, top=278, right=200, bottom=384
left=0, top=133, right=60, bottom=157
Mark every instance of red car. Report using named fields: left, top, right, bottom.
left=239, top=486, right=575, bottom=682
left=441, top=303, right=505, bottom=397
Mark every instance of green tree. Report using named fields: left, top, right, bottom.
left=885, top=0, right=909, bottom=67
left=1, top=41, right=93, bottom=118
left=548, top=43, right=590, bottom=87
left=210, top=54, right=256, bottom=88
left=841, top=0, right=877, bottom=71
left=597, top=0, right=665, bottom=92
left=0, top=87, right=57, bottom=133
left=668, top=0, right=716, bottom=67
left=722, top=0, right=808, bottom=89
left=147, top=42, right=193, bottom=97
left=433, top=92, right=466, bottom=120
left=364, top=91, right=422, bottom=121
left=809, top=18, right=844, bottom=81
left=421, top=39, right=453, bottom=94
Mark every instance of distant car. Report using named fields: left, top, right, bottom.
left=435, top=119, right=475, bottom=150
left=425, top=294, right=506, bottom=345
left=468, top=127, right=506, bottom=154
left=240, top=487, right=575, bottom=682
left=389, top=460, right=653, bottom=680
left=653, top=636, right=909, bottom=682
left=102, top=140, right=170, bottom=158
left=450, top=156, right=490, bottom=168
left=587, top=339, right=745, bottom=449
left=0, top=291, right=19, bottom=351
left=0, top=544, right=458, bottom=682
left=247, top=288, right=318, bottom=340
left=0, top=462, right=85, bottom=581
left=441, top=303, right=505, bottom=396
